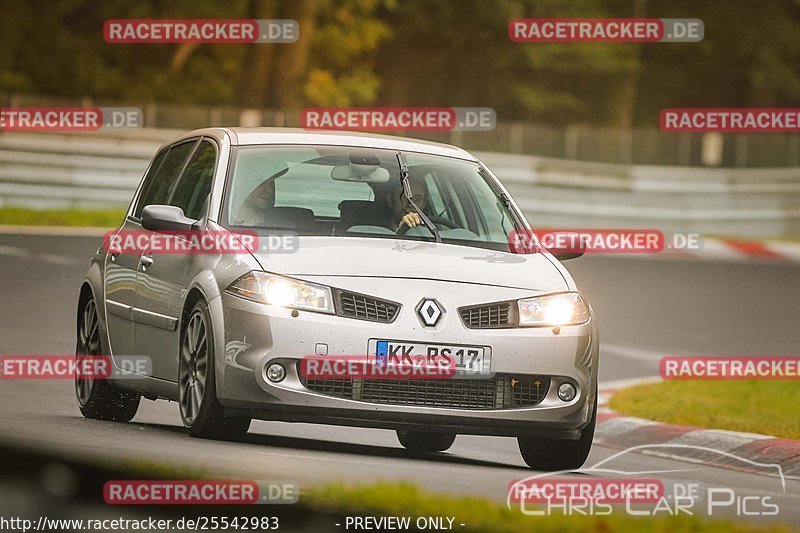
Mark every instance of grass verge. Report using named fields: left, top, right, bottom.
left=610, top=380, right=800, bottom=440
left=0, top=207, right=125, bottom=227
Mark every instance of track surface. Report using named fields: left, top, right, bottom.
left=0, top=233, right=798, bottom=525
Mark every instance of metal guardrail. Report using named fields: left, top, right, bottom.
left=0, top=129, right=798, bottom=237
left=478, top=153, right=800, bottom=237
left=6, top=94, right=800, bottom=167
left=0, top=130, right=176, bottom=209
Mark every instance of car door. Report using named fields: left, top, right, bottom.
left=103, top=148, right=169, bottom=357
left=135, top=138, right=217, bottom=382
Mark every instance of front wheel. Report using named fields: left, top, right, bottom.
left=518, top=392, right=597, bottom=471
left=75, top=296, right=140, bottom=421
left=396, top=430, right=456, bottom=453
left=179, top=300, right=251, bottom=440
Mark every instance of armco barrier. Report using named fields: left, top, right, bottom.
left=0, top=129, right=798, bottom=238
left=0, top=129, right=177, bottom=209
left=480, top=153, right=800, bottom=238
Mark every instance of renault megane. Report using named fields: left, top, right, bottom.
left=75, top=128, right=599, bottom=470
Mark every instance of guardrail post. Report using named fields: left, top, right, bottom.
left=565, top=126, right=579, bottom=160
left=145, top=104, right=158, bottom=128
left=509, top=122, right=523, bottom=154
left=789, top=135, right=800, bottom=167
left=735, top=134, right=748, bottom=168
left=209, top=108, right=222, bottom=127
left=678, top=134, right=691, bottom=165
left=618, top=129, right=633, bottom=164
left=449, top=129, right=464, bottom=147
left=239, top=109, right=261, bottom=127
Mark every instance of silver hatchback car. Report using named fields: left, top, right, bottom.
left=76, top=128, right=599, bottom=470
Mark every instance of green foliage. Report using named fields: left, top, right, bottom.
left=0, top=207, right=126, bottom=227
left=2, top=0, right=800, bottom=125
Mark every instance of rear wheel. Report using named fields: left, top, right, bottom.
left=517, top=391, right=597, bottom=471
left=396, top=430, right=456, bottom=453
left=75, top=296, right=140, bottom=421
left=179, top=300, right=251, bottom=440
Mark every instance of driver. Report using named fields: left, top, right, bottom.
left=236, top=178, right=275, bottom=226
left=235, top=164, right=290, bottom=226
left=382, top=175, right=429, bottom=232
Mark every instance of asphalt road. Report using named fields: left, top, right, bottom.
left=0, top=232, right=799, bottom=527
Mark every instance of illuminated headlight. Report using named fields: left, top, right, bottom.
left=227, top=272, right=334, bottom=314
left=517, top=293, right=590, bottom=327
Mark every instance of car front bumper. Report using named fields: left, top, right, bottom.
left=213, top=281, right=599, bottom=439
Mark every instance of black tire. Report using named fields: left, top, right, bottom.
left=518, top=391, right=597, bottom=471
left=396, top=430, right=456, bottom=453
left=179, top=300, right=251, bottom=440
left=75, top=296, right=140, bottom=422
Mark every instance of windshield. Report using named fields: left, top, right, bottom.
left=223, top=145, right=520, bottom=252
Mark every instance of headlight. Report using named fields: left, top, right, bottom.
left=226, top=271, right=334, bottom=314
left=517, top=293, right=590, bottom=327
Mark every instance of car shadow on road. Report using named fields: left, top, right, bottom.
left=94, top=417, right=528, bottom=471
left=243, top=432, right=523, bottom=470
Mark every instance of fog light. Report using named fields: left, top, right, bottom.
left=266, top=363, right=286, bottom=383
left=558, top=383, right=576, bottom=402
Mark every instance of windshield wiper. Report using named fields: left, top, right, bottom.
left=395, top=151, right=441, bottom=243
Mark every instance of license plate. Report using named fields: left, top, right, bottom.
left=369, top=339, right=488, bottom=373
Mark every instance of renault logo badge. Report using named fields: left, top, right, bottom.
left=416, top=298, right=443, bottom=327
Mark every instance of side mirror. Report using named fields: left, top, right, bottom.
left=141, top=205, right=197, bottom=232
left=548, top=231, right=586, bottom=261
left=552, top=250, right=585, bottom=261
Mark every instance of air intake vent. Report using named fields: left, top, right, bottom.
left=300, top=371, right=550, bottom=410
left=336, top=290, right=400, bottom=323
left=459, top=302, right=514, bottom=328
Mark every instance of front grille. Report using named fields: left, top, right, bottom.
left=459, top=302, right=515, bottom=328
left=300, top=372, right=549, bottom=410
left=336, top=290, right=399, bottom=323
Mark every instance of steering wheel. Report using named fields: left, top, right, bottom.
left=395, top=215, right=458, bottom=235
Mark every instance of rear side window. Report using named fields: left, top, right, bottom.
left=134, top=140, right=197, bottom=218
left=170, top=140, right=216, bottom=220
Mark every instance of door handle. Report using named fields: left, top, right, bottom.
left=140, top=255, right=154, bottom=269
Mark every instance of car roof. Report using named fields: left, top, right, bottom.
left=167, top=127, right=477, bottom=161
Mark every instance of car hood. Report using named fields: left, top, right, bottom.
left=250, top=236, right=568, bottom=291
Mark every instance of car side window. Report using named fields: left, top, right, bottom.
left=134, top=140, right=197, bottom=218
left=169, top=140, right=216, bottom=220
left=131, top=149, right=169, bottom=218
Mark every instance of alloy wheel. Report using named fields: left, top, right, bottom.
left=179, top=309, right=209, bottom=425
